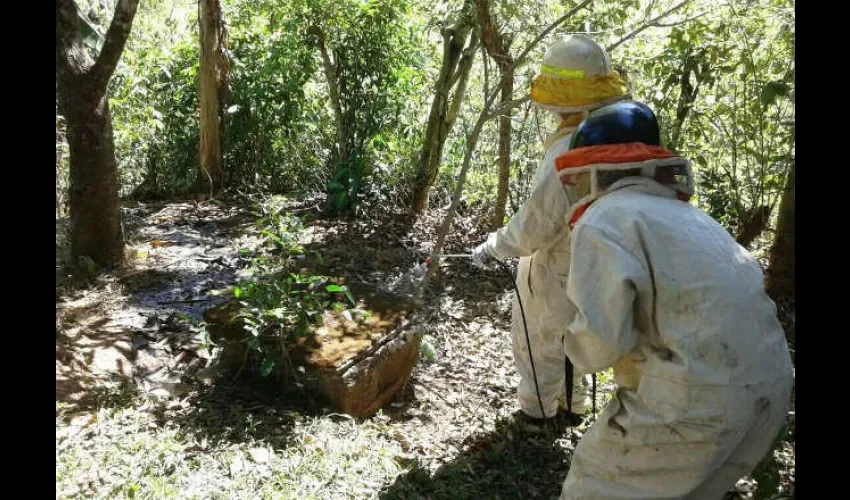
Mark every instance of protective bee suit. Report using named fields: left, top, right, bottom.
left=486, top=128, right=584, bottom=419
left=556, top=102, right=794, bottom=499
left=472, top=35, right=631, bottom=419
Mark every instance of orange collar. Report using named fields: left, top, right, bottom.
left=556, top=143, right=677, bottom=172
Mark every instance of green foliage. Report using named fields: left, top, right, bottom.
left=220, top=0, right=320, bottom=192
left=224, top=196, right=359, bottom=378
left=306, top=0, right=421, bottom=212
left=623, top=0, right=795, bottom=243
left=59, top=0, right=794, bottom=251
left=232, top=270, right=356, bottom=378
left=420, top=337, right=437, bottom=362
left=110, top=38, right=201, bottom=197
left=326, top=151, right=366, bottom=213
left=252, top=195, right=306, bottom=253
left=83, top=0, right=430, bottom=202
left=76, top=5, right=105, bottom=52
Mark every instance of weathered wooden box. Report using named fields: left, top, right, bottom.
left=204, top=282, right=421, bottom=417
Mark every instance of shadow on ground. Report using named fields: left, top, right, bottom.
left=380, top=417, right=576, bottom=500
left=151, top=371, right=330, bottom=450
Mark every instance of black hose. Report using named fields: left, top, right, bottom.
left=592, top=372, right=597, bottom=416
left=497, top=259, right=598, bottom=424
left=497, top=260, right=549, bottom=421
left=564, top=344, right=574, bottom=415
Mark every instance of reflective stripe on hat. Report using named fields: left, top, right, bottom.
left=540, top=65, right=585, bottom=79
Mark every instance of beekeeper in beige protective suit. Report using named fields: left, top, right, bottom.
left=554, top=100, right=793, bottom=499
left=471, top=34, right=631, bottom=421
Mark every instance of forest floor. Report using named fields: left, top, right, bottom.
left=56, top=196, right=795, bottom=499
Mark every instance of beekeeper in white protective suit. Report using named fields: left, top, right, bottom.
left=471, top=34, right=631, bottom=421
left=553, top=100, right=793, bottom=499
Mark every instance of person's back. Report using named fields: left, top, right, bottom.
left=579, top=188, right=792, bottom=393
left=555, top=101, right=793, bottom=499
left=471, top=34, right=632, bottom=421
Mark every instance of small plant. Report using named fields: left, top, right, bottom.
left=231, top=271, right=356, bottom=378
left=253, top=195, right=306, bottom=253
left=327, top=150, right=366, bottom=214
left=226, top=196, right=362, bottom=379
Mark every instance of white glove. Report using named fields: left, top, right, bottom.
left=471, top=242, right=499, bottom=269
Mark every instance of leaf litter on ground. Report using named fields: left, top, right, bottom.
left=56, top=198, right=795, bottom=500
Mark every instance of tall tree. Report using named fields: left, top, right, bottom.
left=410, top=2, right=478, bottom=215
left=198, top=0, right=227, bottom=195
left=56, top=0, right=140, bottom=268
left=307, top=0, right=412, bottom=214
left=765, top=150, right=794, bottom=301
left=475, top=0, right=514, bottom=230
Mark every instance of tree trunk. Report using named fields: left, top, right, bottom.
left=490, top=67, right=513, bottom=230
left=474, top=0, right=514, bottom=230
left=56, top=117, right=66, bottom=218
left=56, top=0, right=140, bottom=268
left=315, top=27, right=349, bottom=166
left=735, top=205, right=771, bottom=249
left=61, top=94, right=125, bottom=266
left=199, top=0, right=224, bottom=195
left=766, top=158, right=794, bottom=300
left=410, top=15, right=475, bottom=215
left=670, top=51, right=710, bottom=151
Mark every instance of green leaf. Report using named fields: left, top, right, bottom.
left=260, top=357, right=276, bottom=377
left=760, top=81, right=790, bottom=107
left=266, top=308, right=286, bottom=319
left=326, top=284, right=343, bottom=292
left=334, top=192, right=349, bottom=211
left=420, top=338, right=436, bottom=362
left=262, top=230, right=284, bottom=246
left=76, top=6, right=105, bottom=53
left=343, top=287, right=356, bottom=306
left=234, top=287, right=243, bottom=299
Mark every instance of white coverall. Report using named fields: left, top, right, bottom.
left=484, top=130, right=590, bottom=418
left=560, top=177, right=794, bottom=499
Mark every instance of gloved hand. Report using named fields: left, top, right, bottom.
left=471, top=242, right=499, bottom=269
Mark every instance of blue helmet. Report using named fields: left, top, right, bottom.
left=569, top=101, right=661, bottom=150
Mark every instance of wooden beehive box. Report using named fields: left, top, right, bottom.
left=204, top=282, right=422, bottom=418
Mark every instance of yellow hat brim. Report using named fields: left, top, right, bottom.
left=531, top=72, right=630, bottom=112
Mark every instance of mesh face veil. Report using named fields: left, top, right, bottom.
left=555, top=143, right=694, bottom=228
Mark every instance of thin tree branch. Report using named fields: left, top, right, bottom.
left=606, top=0, right=693, bottom=52
left=447, top=34, right=478, bottom=125
left=90, top=0, right=141, bottom=90
left=482, top=43, right=491, bottom=101
left=424, top=111, right=489, bottom=284
left=653, top=10, right=708, bottom=27
left=422, top=0, right=599, bottom=276
left=480, top=0, right=595, bottom=110
left=449, top=31, right=479, bottom=89
left=486, top=95, right=531, bottom=120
